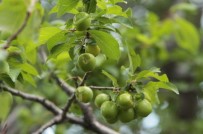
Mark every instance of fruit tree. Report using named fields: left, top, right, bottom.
left=1, top=0, right=202, bottom=133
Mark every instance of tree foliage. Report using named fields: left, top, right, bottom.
left=0, top=0, right=202, bottom=133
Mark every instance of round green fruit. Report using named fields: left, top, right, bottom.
left=136, top=99, right=152, bottom=117
left=118, top=108, right=134, bottom=123
left=101, top=101, right=118, bottom=119
left=94, top=93, right=110, bottom=108
left=75, top=86, right=93, bottom=103
left=74, top=12, right=91, bottom=31
left=117, top=93, right=134, bottom=110
left=78, top=53, right=96, bottom=72
left=85, top=45, right=100, bottom=56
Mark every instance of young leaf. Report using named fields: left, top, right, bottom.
left=83, top=0, right=97, bottom=13
left=89, top=30, right=120, bottom=60
left=8, top=69, right=21, bottom=82
left=58, top=0, right=80, bottom=16
left=47, top=31, right=67, bottom=52
left=136, top=70, right=169, bottom=82
left=143, top=81, right=178, bottom=104
left=0, top=92, right=13, bottom=121
left=0, top=0, right=26, bottom=33
left=173, top=18, right=200, bottom=54
left=18, top=63, right=38, bottom=76
left=126, top=42, right=141, bottom=74
left=39, top=27, right=61, bottom=45
left=21, top=72, right=36, bottom=87
left=102, top=70, right=119, bottom=87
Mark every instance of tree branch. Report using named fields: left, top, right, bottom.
left=32, top=115, right=61, bottom=134
left=89, top=86, right=120, bottom=91
left=53, top=76, right=119, bottom=134
left=1, top=85, right=86, bottom=128
left=3, top=0, right=39, bottom=49
left=61, top=94, right=76, bottom=119
left=2, top=85, right=61, bottom=115
left=79, top=72, right=91, bottom=86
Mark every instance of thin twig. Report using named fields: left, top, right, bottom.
left=61, top=94, right=76, bottom=119
left=32, top=115, right=61, bottom=134
left=89, top=86, right=120, bottom=91
left=52, top=75, right=74, bottom=95
left=3, top=0, right=39, bottom=49
left=79, top=72, right=90, bottom=86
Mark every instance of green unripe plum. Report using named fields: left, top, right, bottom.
left=117, top=93, right=134, bottom=110
left=75, top=86, right=93, bottom=103
left=118, top=108, right=135, bottom=123
left=101, top=101, right=118, bottom=120
left=94, top=93, right=110, bottom=108
left=78, top=53, right=96, bottom=72
left=85, top=45, right=100, bottom=56
left=136, top=99, right=152, bottom=117
left=74, top=12, right=91, bottom=31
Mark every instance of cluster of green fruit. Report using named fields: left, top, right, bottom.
left=74, top=12, right=152, bottom=123
left=77, top=43, right=100, bottom=72
left=73, top=12, right=101, bottom=72
left=75, top=86, right=152, bottom=123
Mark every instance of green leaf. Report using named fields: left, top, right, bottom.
left=170, top=3, right=197, bottom=13
left=143, top=81, right=178, bottom=104
left=107, top=5, right=127, bottom=17
left=8, top=69, right=21, bottom=82
left=0, top=60, right=9, bottom=74
left=49, top=42, right=75, bottom=59
left=18, top=63, right=38, bottom=76
left=126, top=43, right=141, bottom=73
left=58, top=0, right=80, bottom=16
left=21, top=72, right=36, bottom=87
left=83, top=0, right=97, bottom=13
left=0, top=74, right=15, bottom=87
left=173, top=18, right=200, bottom=54
left=102, top=70, right=119, bottom=87
left=39, top=27, right=61, bottom=45
left=136, top=70, right=169, bottom=82
left=47, top=31, right=68, bottom=51
left=0, top=0, right=26, bottom=33
left=0, top=92, right=13, bottom=121
left=89, top=30, right=120, bottom=60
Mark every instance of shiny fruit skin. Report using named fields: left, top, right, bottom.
left=136, top=99, right=152, bottom=117
left=101, top=101, right=118, bottom=120
left=118, top=108, right=134, bottom=123
left=75, top=86, right=93, bottom=103
left=117, top=93, right=134, bottom=110
left=78, top=53, right=96, bottom=72
left=85, top=45, right=100, bottom=56
left=74, top=12, right=91, bottom=31
left=94, top=93, right=110, bottom=108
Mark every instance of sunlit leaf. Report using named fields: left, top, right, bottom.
left=102, top=70, right=119, bottom=87
left=89, top=30, right=120, bottom=60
